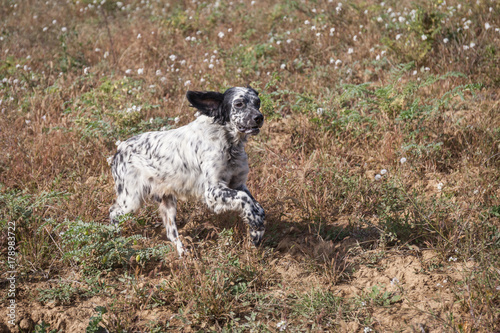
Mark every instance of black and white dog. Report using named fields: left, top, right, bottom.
left=109, top=86, right=265, bottom=256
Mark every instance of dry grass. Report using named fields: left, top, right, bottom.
left=1, top=0, right=499, bottom=332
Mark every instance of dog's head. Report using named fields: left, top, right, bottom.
left=186, top=86, right=264, bottom=135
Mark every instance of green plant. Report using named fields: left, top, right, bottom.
left=86, top=306, right=107, bottom=333
left=34, top=321, right=60, bottom=333
left=362, top=285, right=402, bottom=307
left=56, top=219, right=172, bottom=273
left=38, top=282, right=81, bottom=305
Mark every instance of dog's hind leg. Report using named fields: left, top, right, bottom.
left=159, top=194, right=185, bottom=256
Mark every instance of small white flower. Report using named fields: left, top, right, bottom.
left=437, top=182, right=444, bottom=191
left=448, top=256, right=457, bottom=262
left=395, top=34, right=402, bottom=40
left=169, top=54, right=177, bottom=62
left=443, top=38, right=449, bottom=43
left=277, top=321, right=287, bottom=332
left=375, top=174, right=382, bottom=181
left=348, top=48, right=354, bottom=54
left=316, top=108, right=324, bottom=115
left=485, top=22, right=491, bottom=30
left=95, top=48, right=100, bottom=52
left=400, top=157, right=407, bottom=164
left=364, top=327, right=373, bottom=333
left=304, top=20, right=310, bottom=25
left=156, top=69, right=162, bottom=76
left=125, top=69, right=132, bottom=75
left=376, top=54, right=381, bottom=60
left=463, top=45, right=469, bottom=50
left=380, top=169, right=387, bottom=175
left=280, top=63, right=286, bottom=69
left=43, top=27, right=48, bottom=32
left=104, top=51, right=109, bottom=58
left=61, top=27, right=67, bottom=32
left=208, top=63, right=214, bottom=69
left=184, top=80, right=191, bottom=86
left=335, top=59, right=342, bottom=66
left=218, top=31, right=225, bottom=38
left=390, top=277, right=399, bottom=285
left=377, top=16, right=383, bottom=22
left=421, top=34, right=427, bottom=40
left=353, top=35, right=357, bottom=41
left=42, top=115, right=47, bottom=121
left=469, top=42, right=475, bottom=48
left=25, top=119, right=31, bottom=125
left=137, top=68, right=144, bottom=75
left=52, top=19, right=57, bottom=24
left=174, top=116, right=180, bottom=124
left=84, top=67, right=89, bottom=75
left=137, top=33, right=142, bottom=39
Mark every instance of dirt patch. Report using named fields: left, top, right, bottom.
left=2, top=296, right=105, bottom=333
left=337, top=251, right=464, bottom=332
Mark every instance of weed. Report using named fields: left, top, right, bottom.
left=86, top=306, right=107, bottom=333
left=51, top=218, right=172, bottom=275
left=33, top=321, right=60, bottom=333
left=38, top=281, right=81, bottom=305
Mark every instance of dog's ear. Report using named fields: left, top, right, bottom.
left=186, top=91, right=229, bottom=124
left=186, top=91, right=224, bottom=113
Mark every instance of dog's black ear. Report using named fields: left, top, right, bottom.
left=186, top=91, right=229, bottom=124
left=186, top=91, right=224, bottom=113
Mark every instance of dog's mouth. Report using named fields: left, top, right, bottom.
left=237, top=125, right=261, bottom=135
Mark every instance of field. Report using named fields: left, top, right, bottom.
left=1, top=0, right=499, bottom=331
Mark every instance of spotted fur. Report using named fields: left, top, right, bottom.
left=109, top=87, right=265, bottom=256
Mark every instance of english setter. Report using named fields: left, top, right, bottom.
left=109, top=86, right=265, bottom=256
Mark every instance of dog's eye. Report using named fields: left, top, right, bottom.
left=234, top=101, right=244, bottom=108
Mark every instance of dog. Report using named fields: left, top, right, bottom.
left=109, top=86, right=265, bottom=256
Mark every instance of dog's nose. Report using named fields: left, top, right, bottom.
left=253, top=113, right=264, bottom=125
